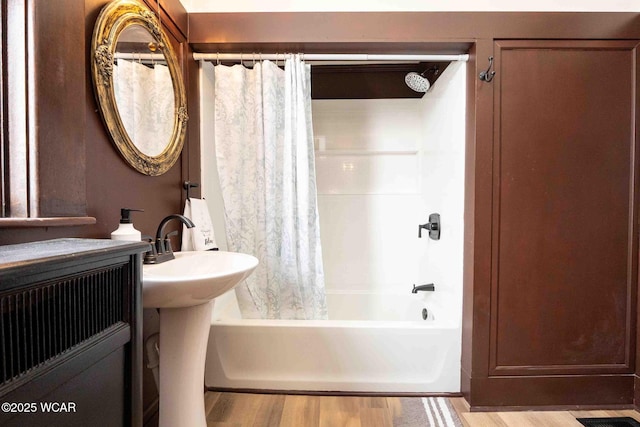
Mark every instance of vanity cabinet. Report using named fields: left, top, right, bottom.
left=464, top=40, right=640, bottom=408
left=0, top=238, right=148, bottom=426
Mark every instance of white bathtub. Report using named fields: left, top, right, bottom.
left=204, top=291, right=461, bottom=393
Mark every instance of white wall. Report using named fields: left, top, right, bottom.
left=313, top=61, right=466, bottom=308
left=182, top=0, right=638, bottom=12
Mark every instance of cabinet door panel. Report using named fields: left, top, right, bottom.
left=491, top=40, right=639, bottom=375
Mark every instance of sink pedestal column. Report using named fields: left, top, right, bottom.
left=158, top=301, right=213, bottom=427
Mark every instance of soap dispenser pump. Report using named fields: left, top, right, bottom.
left=111, top=208, right=143, bottom=241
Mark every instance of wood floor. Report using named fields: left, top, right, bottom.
left=205, top=391, right=640, bottom=427
left=205, top=392, right=401, bottom=427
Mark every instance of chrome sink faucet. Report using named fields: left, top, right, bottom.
left=143, top=214, right=195, bottom=264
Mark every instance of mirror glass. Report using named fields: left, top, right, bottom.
left=113, top=25, right=175, bottom=157
left=91, top=0, right=187, bottom=176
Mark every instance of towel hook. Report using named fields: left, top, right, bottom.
left=479, top=56, right=495, bottom=82
left=183, top=181, right=200, bottom=200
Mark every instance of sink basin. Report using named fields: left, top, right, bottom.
left=141, top=250, right=258, bottom=427
left=142, top=251, right=258, bottom=308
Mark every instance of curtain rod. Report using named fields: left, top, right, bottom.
left=115, top=52, right=166, bottom=60
left=192, top=53, right=469, bottom=62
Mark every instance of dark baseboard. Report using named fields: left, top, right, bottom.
left=467, top=374, right=634, bottom=409
left=206, top=386, right=463, bottom=398
left=471, top=403, right=635, bottom=412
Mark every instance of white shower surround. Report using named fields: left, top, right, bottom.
left=200, top=61, right=466, bottom=393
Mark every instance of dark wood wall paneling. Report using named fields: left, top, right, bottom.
left=494, top=42, right=636, bottom=373
left=461, top=40, right=479, bottom=403
left=156, top=0, right=187, bottom=36
left=34, top=0, right=87, bottom=217
left=187, top=12, right=640, bottom=410
left=188, top=12, right=640, bottom=47
left=476, top=40, right=639, bottom=409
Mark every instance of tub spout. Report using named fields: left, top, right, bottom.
left=412, top=283, right=435, bottom=293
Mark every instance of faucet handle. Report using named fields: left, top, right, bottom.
left=418, top=213, right=441, bottom=240
left=142, top=235, right=156, bottom=253
left=142, top=235, right=158, bottom=263
left=163, top=230, right=179, bottom=254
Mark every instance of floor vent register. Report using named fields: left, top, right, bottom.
left=577, top=417, right=640, bottom=427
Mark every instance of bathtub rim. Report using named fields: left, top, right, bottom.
left=212, top=288, right=462, bottom=327
left=210, top=317, right=459, bottom=329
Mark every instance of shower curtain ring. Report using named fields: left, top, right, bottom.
left=240, top=52, right=243, bottom=66
left=252, top=52, right=256, bottom=66
left=216, top=52, right=220, bottom=65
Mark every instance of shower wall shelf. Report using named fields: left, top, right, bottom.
left=314, top=150, right=418, bottom=156
left=315, top=148, right=420, bottom=194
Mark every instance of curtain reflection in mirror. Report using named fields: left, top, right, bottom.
left=113, top=59, right=174, bottom=157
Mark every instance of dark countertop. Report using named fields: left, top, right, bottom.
left=0, top=238, right=150, bottom=274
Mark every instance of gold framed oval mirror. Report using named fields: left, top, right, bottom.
left=91, top=0, right=188, bottom=176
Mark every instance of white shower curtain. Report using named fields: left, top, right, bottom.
left=210, top=56, right=327, bottom=320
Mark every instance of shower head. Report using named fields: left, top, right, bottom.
left=404, top=66, right=440, bottom=93
left=405, top=72, right=431, bottom=93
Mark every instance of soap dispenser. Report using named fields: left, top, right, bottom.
left=111, top=208, right=143, bottom=241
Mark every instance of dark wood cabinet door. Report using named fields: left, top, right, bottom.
left=490, top=40, right=639, bottom=377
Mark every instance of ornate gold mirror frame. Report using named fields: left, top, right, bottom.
left=91, top=0, right=188, bottom=176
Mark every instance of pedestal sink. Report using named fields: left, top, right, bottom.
left=142, top=251, right=258, bottom=427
